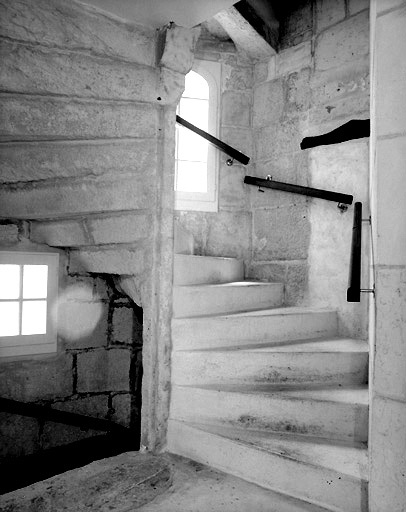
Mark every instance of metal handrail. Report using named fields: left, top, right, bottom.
left=244, top=176, right=353, bottom=206
left=347, top=202, right=362, bottom=302
left=176, top=115, right=250, bottom=165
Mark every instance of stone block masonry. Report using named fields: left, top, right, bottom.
left=0, top=0, right=199, bottom=456
left=0, top=269, right=143, bottom=460
left=250, top=0, right=370, bottom=325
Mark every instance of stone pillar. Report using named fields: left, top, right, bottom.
left=369, top=1, right=406, bottom=509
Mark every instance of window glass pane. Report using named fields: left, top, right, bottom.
left=0, top=264, right=20, bottom=299
left=177, top=126, right=208, bottom=162
left=179, top=98, right=209, bottom=130
left=0, top=302, right=20, bottom=336
left=176, top=161, right=208, bottom=193
left=22, top=300, right=47, bottom=335
left=23, top=265, right=48, bottom=299
left=183, top=71, right=209, bottom=100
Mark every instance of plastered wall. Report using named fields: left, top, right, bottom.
left=0, top=0, right=198, bottom=453
left=369, top=0, right=406, bottom=509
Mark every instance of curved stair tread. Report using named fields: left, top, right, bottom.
left=191, top=337, right=369, bottom=353
left=174, top=280, right=283, bottom=289
left=183, top=421, right=368, bottom=481
left=173, top=306, right=336, bottom=321
left=178, top=383, right=369, bottom=405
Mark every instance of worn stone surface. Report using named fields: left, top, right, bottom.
left=0, top=355, right=73, bottom=402
left=111, top=307, right=134, bottom=345
left=69, top=247, right=148, bottom=276
left=253, top=79, right=284, bottom=128
left=76, top=348, right=131, bottom=393
left=348, top=0, right=370, bottom=15
left=315, top=11, right=369, bottom=71
left=253, top=205, right=310, bottom=261
left=31, top=213, right=152, bottom=247
left=370, top=396, right=406, bottom=512
left=316, top=0, right=346, bottom=32
left=0, top=139, right=157, bottom=183
left=220, top=126, right=253, bottom=156
left=0, top=96, right=158, bottom=141
left=205, top=211, right=251, bottom=260
left=374, top=268, right=406, bottom=400
left=0, top=223, right=19, bottom=243
left=375, top=8, right=406, bottom=138
left=277, top=42, right=312, bottom=77
left=0, top=413, right=40, bottom=459
left=1, top=39, right=182, bottom=105
left=111, top=393, right=131, bottom=427
left=219, top=164, right=249, bottom=210
left=51, top=395, right=109, bottom=420
left=0, top=175, right=155, bottom=219
left=58, top=301, right=108, bottom=349
left=0, top=452, right=172, bottom=512
left=221, top=91, right=251, bottom=127
left=307, top=141, right=369, bottom=337
left=0, top=0, right=156, bottom=66
left=279, top=1, right=313, bottom=49
left=222, top=64, right=253, bottom=91
left=40, top=422, right=100, bottom=451
left=159, top=24, right=200, bottom=74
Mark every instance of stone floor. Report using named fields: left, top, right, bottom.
left=0, top=451, right=329, bottom=512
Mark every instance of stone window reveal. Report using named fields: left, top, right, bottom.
left=175, top=60, right=221, bottom=212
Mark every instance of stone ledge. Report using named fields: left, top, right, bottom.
left=0, top=452, right=172, bottom=512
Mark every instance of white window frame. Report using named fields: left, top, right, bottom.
left=175, top=60, right=221, bottom=212
left=0, top=251, right=59, bottom=358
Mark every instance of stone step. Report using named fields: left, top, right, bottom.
left=170, top=384, right=369, bottom=443
left=172, top=308, right=338, bottom=350
left=172, top=338, right=368, bottom=386
left=173, top=281, right=285, bottom=318
left=167, top=420, right=368, bottom=512
left=173, top=254, right=244, bottom=286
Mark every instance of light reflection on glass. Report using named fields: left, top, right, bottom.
left=22, top=301, right=47, bottom=335
left=0, top=265, right=20, bottom=299
left=0, top=302, right=20, bottom=336
left=23, top=265, right=48, bottom=299
left=176, top=161, right=208, bottom=193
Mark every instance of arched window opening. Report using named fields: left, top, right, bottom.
left=175, top=61, right=220, bottom=212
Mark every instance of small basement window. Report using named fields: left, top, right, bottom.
left=0, top=251, right=59, bottom=358
left=175, top=60, right=221, bottom=212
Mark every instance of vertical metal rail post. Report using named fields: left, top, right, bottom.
left=347, top=202, right=362, bottom=302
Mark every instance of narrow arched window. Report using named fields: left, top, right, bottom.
left=175, top=60, right=220, bottom=212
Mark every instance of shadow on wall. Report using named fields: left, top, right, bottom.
left=0, top=273, right=143, bottom=494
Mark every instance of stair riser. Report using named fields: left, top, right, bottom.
left=174, top=255, right=244, bottom=285
left=172, top=312, right=338, bottom=350
left=173, top=283, right=284, bottom=318
left=170, top=387, right=368, bottom=443
left=172, top=352, right=368, bottom=387
left=167, top=420, right=368, bottom=512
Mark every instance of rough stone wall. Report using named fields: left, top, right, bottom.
left=0, top=0, right=197, bottom=453
left=175, top=30, right=255, bottom=267
left=250, top=0, right=370, bottom=336
left=0, top=222, right=143, bottom=460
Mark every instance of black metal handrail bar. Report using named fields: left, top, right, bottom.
left=347, top=202, right=362, bottom=302
left=176, top=115, right=250, bottom=165
left=244, top=176, right=353, bottom=206
left=0, top=397, right=130, bottom=435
